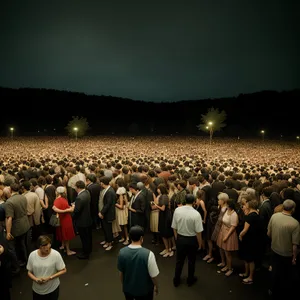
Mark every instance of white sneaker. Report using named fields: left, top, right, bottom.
left=105, top=246, right=113, bottom=251
left=100, top=241, right=106, bottom=245
left=123, top=240, right=129, bottom=245
left=119, top=238, right=125, bottom=243
left=103, top=244, right=109, bottom=248
left=169, top=251, right=174, bottom=257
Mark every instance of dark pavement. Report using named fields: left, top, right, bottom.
left=11, top=230, right=271, bottom=300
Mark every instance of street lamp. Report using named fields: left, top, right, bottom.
left=73, top=127, right=78, bottom=141
left=208, top=121, right=213, bottom=145
left=10, top=127, right=14, bottom=139
left=261, top=130, right=265, bottom=142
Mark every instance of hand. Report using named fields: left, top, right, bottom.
left=6, top=233, right=14, bottom=241
left=0, top=244, right=4, bottom=255
left=154, top=285, right=159, bottom=296
left=292, top=257, right=297, bottom=265
left=239, top=235, right=243, bottom=241
left=98, top=212, right=104, bottom=219
left=35, top=278, right=45, bottom=284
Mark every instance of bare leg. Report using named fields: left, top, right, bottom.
left=65, top=240, right=76, bottom=255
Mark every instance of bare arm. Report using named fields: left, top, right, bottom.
left=115, top=194, right=124, bottom=210
left=52, top=206, right=73, bottom=213
left=200, top=200, right=207, bottom=223
left=224, top=226, right=237, bottom=241
left=173, top=228, right=177, bottom=240
left=151, top=276, right=159, bottom=295
left=196, top=232, right=202, bottom=249
left=292, top=245, right=298, bottom=265
left=239, top=222, right=250, bottom=239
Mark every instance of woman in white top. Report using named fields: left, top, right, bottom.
left=27, top=235, right=66, bottom=300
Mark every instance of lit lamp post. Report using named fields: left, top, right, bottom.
left=10, top=127, right=14, bottom=139
left=74, top=127, right=78, bottom=141
left=208, top=121, right=213, bottom=145
left=261, top=130, right=265, bottom=142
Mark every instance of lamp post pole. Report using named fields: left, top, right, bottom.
left=261, top=130, right=265, bottom=142
left=208, top=121, right=213, bottom=145
left=74, top=127, right=78, bottom=141
left=10, top=127, right=14, bottom=139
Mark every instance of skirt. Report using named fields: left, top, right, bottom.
left=216, top=224, right=239, bottom=251
left=150, top=210, right=159, bottom=233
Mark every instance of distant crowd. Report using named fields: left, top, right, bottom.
left=0, top=136, right=300, bottom=299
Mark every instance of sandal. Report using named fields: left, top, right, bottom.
left=242, top=278, right=253, bottom=284
left=217, top=263, right=226, bottom=267
left=203, top=255, right=211, bottom=261
left=225, top=269, right=233, bottom=277
left=239, top=273, right=248, bottom=278
left=207, top=257, right=214, bottom=263
left=221, top=266, right=228, bottom=272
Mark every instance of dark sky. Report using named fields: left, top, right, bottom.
left=1, top=0, right=299, bottom=102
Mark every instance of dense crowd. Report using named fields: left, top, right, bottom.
left=0, top=136, right=300, bottom=300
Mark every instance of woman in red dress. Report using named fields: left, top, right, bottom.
left=52, top=186, right=76, bottom=256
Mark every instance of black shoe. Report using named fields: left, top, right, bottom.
left=187, top=276, right=197, bottom=287
left=173, top=278, right=180, bottom=287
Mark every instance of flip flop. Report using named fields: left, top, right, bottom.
left=207, top=257, right=214, bottom=263
left=242, top=278, right=253, bottom=284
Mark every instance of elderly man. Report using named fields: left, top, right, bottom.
left=267, top=199, right=300, bottom=299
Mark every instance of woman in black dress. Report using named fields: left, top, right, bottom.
left=154, top=183, right=174, bottom=258
left=239, top=198, right=263, bottom=284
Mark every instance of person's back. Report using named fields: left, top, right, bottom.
left=117, top=225, right=159, bottom=299
left=118, top=246, right=153, bottom=296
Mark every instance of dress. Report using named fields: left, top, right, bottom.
left=115, top=187, right=128, bottom=226
left=54, top=197, right=75, bottom=241
left=239, top=212, right=263, bottom=262
left=158, top=195, right=173, bottom=238
left=217, top=210, right=239, bottom=251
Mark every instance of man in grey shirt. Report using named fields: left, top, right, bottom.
left=268, top=199, right=300, bottom=299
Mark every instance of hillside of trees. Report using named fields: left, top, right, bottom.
left=0, top=87, right=299, bottom=139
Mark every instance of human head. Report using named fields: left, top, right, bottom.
left=185, top=194, right=195, bottom=205
left=129, top=225, right=144, bottom=243
left=282, top=199, right=296, bottom=213
left=37, top=235, right=52, bottom=255
left=218, top=192, right=229, bottom=206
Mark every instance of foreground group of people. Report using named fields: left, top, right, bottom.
left=0, top=136, right=300, bottom=300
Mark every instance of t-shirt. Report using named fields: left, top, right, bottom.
left=27, top=249, right=65, bottom=295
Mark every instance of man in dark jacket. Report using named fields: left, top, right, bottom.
left=73, top=180, right=93, bottom=259
left=99, top=176, right=116, bottom=251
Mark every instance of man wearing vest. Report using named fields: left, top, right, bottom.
left=117, top=225, right=159, bottom=300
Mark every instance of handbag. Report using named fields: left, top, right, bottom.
left=49, top=213, right=60, bottom=227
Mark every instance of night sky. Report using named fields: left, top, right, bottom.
left=1, top=0, right=299, bottom=102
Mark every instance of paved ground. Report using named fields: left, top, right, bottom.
left=11, top=231, right=271, bottom=300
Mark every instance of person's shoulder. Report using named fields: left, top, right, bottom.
left=28, top=249, right=38, bottom=259
left=51, top=249, right=63, bottom=257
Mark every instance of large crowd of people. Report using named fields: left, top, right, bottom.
left=0, top=136, right=300, bottom=300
